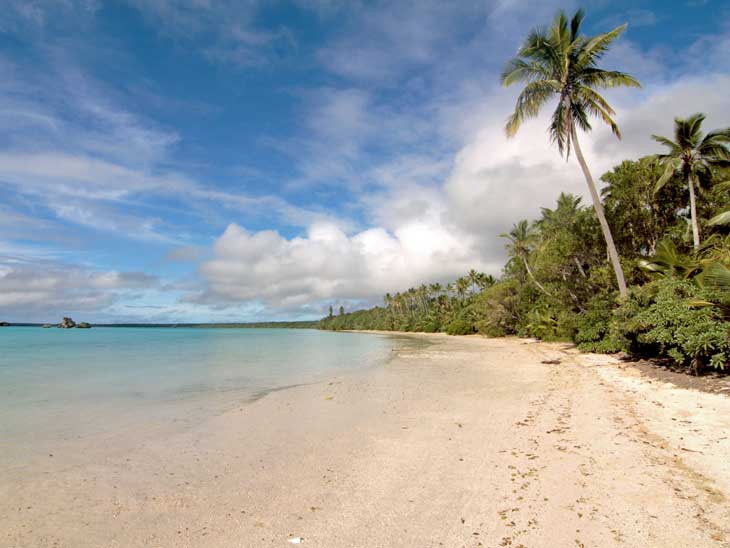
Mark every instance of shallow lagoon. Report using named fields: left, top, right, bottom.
left=0, top=327, right=396, bottom=467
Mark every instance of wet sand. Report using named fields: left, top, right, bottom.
left=2, top=333, right=729, bottom=547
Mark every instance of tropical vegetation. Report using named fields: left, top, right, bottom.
left=320, top=9, right=730, bottom=374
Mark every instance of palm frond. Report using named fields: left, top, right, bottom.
left=654, top=159, right=679, bottom=193
left=505, top=80, right=559, bottom=137
left=699, top=262, right=730, bottom=294
left=698, top=143, right=730, bottom=158
left=708, top=210, right=730, bottom=226
left=577, top=87, right=620, bottom=137
left=571, top=102, right=591, bottom=133
left=583, top=98, right=620, bottom=138
left=500, top=58, right=551, bottom=87
left=575, top=24, right=627, bottom=67
left=519, top=28, right=562, bottom=75
left=549, top=10, right=571, bottom=56
left=701, top=127, right=730, bottom=145
left=549, top=99, right=570, bottom=156
left=570, top=8, right=585, bottom=41
left=640, top=239, right=699, bottom=278
left=578, top=68, right=640, bottom=89
left=576, top=86, right=614, bottom=114
left=651, top=134, right=680, bottom=154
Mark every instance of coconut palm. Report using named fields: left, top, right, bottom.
left=653, top=115, right=730, bottom=250
left=477, top=273, right=497, bottom=290
left=501, top=9, right=640, bottom=297
left=501, top=220, right=551, bottom=296
left=467, top=269, right=481, bottom=294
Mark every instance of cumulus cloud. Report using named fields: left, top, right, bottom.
left=197, top=220, right=491, bottom=309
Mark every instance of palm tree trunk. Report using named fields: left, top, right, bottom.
left=688, top=174, right=701, bottom=251
left=571, top=127, right=628, bottom=298
left=522, top=256, right=551, bottom=297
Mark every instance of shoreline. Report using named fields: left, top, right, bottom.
left=3, top=334, right=729, bottom=547
left=348, top=329, right=730, bottom=395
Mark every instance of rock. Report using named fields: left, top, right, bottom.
left=77, top=322, right=92, bottom=329
left=58, top=317, right=76, bottom=329
left=0, top=321, right=9, bottom=327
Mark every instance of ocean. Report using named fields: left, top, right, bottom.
left=0, top=327, right=398, bottom=468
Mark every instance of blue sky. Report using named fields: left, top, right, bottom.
left=1, top=0, right=728, bottom=323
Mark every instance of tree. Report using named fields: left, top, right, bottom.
left=328, top=305, right=334, bottom=318
left=601, top=157, right=685, bottom=256
left=339, top=306, right=345, bottom=316
left=467, top=269, right=481, bottom=294
left=501, top=8, right=640, bottom=297
left=501, top=220, right=551, bottom=296
left=652, top=113, right=730, bottom=250
left=477, top=273, right=497, bottom=290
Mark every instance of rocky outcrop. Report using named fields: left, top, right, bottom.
left=77, top=322, right=92, bottom=329
left=0, top=321, right=9, bottom=327
left=58, top=317, right=76, bottom=329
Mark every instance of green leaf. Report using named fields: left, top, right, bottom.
left=708, top=210, right=730, bottom=226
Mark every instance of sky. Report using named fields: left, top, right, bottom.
left=1, top=0, right=729, bottom=323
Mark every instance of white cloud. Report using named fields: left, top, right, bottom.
left=0, top=255, right=158, bottom=320
left=197, top=219, right=491, bottom=310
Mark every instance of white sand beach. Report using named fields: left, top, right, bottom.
left=3, top=333, right=730, bottom=547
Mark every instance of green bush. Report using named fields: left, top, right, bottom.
left=470, top=280, right=522, bottom=336
left=616, top=278, right=730, bottom=371
left=446, top=317, right=475, bottom=335
left=421, top=319, right=441, bottom=333
left=574, top=295, right=624, bottom=353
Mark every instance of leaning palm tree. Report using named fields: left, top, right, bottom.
left=653, top=114, right=730, bottom=250
left=501, top=220, right=551, bottom=296
left=501, top=9, right=640, bottom=297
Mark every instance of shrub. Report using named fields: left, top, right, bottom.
left=421, top=319, right=441, bottom=333
left=616, top=278, right=730, bottom=371
left=446, top=317, right=475, bottom=335
left=470, top=280, right=521, bottom=336
left=574, top=295, right=624, bottom=353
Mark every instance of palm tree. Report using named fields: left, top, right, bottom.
left=477, top=273, right=497, bottom=290
left=454, top=277, right=470, bottom=302
left=501, top=9, right=640, bottom=297
left=653, top=114, right=730, bottom=250
left=467, top=269, right=481, bottom=294
left=501, top=220, right=551, bottom=296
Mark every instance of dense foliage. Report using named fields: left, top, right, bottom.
left=320, top=151, right=730, bottom=373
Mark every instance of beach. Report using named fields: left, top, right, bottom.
left=3, top=333, right=730, bottom=548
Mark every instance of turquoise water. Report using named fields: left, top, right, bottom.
left=0, top=327, right=396, bottom=466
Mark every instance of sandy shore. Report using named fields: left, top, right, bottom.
left=3, top=333, right=730, bottom=547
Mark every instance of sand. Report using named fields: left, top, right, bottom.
left=2, top=333, right=729, bottom=547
